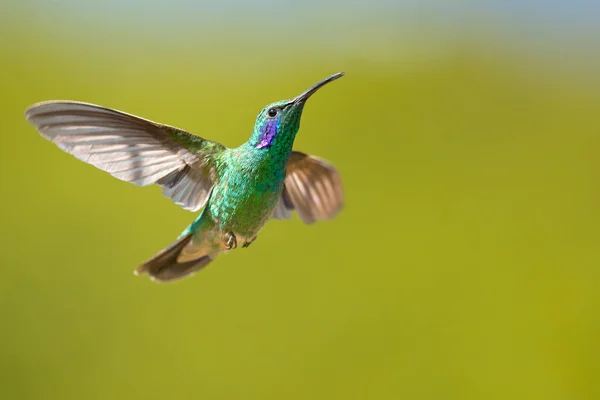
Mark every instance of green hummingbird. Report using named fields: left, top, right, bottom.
left=25, top=72, right=345, bottom=282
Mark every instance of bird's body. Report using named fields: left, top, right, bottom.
left=26, top=73, right=344, bottom=282
left=210, top=144, right=287, bottom=238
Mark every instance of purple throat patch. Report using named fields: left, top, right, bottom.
left=257, top=119, right=278, bottom=149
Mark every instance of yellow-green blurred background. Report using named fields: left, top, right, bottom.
left=1, top=1, right=599, bottom=399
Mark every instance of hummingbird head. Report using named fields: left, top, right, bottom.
left=250, top=72, right=344, bottom=150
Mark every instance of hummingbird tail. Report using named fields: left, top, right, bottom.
left=134, top=232, right=214, bottom=283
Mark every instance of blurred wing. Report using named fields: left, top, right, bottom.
left=25, top=101, right=226, bottom=212
left=276, top=151, right=344, bottom=224
left=271, top=196, right=292, bottom=220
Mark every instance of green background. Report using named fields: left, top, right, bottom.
left=1, top=2, right=599, bottom=399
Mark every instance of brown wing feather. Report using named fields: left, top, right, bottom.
left=279, top=151, right=344, bottom=224
left=25, top=101, right=225, bottom=212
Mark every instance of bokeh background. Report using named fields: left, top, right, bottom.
left=1, top=1, right=599, bottom=399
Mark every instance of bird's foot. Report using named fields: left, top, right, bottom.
left=224, top=231, right=237, bottom=250
left=242, top=237, right=256, bottom=248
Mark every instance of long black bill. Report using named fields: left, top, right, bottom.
left=292, top=72, right=344, bottom=104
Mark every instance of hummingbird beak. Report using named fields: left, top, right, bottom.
left=290, top=72, right=344, bottom=105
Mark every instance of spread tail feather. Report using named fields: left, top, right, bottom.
left=134, top=232, right=214, bottom=283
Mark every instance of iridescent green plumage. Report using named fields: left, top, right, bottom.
left=25, top=73, right=344, bottom=282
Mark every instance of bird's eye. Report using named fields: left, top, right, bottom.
left=267, top=108, right=278, bottom=117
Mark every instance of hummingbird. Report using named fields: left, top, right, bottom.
left=25, top=72, right=345, bottom=282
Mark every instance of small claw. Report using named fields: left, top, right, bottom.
left=224, top=232, right=237, bottom=250
left=242, top=236, right=257, bottom=248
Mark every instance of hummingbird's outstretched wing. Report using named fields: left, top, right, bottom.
left=25, top=101, right=225, bottom=212
left=273, top=151, right=344, bottom=224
